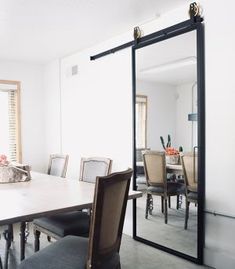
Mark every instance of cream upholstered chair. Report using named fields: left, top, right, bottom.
left=136, top=148, right=150, bottom=189
left=143, top=151, right=183, bottom=224
left=79, top=157, right=112, bottom=183
left=181, top=152, right=198, bottom=229
left=19, top=168, right=133, bottom=269
left=33, top=157, right=112, bottom=251
left=48, top=154, right=69, bottom=178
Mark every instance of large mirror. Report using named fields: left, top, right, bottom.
left=133, top=24, right=205, bottom=263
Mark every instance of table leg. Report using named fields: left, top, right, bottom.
left=3, top=224, right=13, bottom=269
left=0, top=256, right=3, bottom=269
left=20, top=222, right=26, bottom=261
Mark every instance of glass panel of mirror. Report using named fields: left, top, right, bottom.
left=135, top=30, right=198, bottom=257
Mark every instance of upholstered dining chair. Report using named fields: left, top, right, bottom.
left=33, top=157, right=112, bottom=251
left=19, top=168, right=133, bottom=269
left=181, top=152, right=198, bottom=229
left=48, top=154, right=69, bottom=178
left=143, top=151, right=184, bottom=224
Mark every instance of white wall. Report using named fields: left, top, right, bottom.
left=60, top=48, right=133, bottom=179
left=0, top=60, right=46, bottom=172
left=137, top=80, right=176, bottom=150
left=175, top=82, right=195, bottom=152
left=43, top=1, right=235, bottom=268
left=43, top=59, right=61, bottom=161
left=201, top=1, right=235, bottom=268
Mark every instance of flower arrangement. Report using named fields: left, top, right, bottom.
left=0, top=154, right=31, bottom=183
left=160, top=135, right=183, bottom=164
left=165, top=147, right=179, bottom=156
left=0, top=154, right=9, bottom=166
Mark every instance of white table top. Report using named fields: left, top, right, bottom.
left=136, top=161, right=182, bottom=171
left=0, top=172, right=142, bottom=225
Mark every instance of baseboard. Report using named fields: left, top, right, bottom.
left=204, top=247, right=235, bottom=269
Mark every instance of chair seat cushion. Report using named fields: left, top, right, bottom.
left=147, top=183, right=184, bottom=195
left=33, top=211, right=90, bottom=237
left=19, top=235, right=120, bottom=269
left=19, top=236, right=88, bottom=269
left=188, top=191, right=198, bottom=201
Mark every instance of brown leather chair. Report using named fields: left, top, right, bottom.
left=19, top=168, right=133, bottom=269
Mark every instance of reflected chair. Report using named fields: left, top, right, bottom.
left=143, top=151, right=184, bottom=224
left=48, top=154, right=69, bottom=178
left=181, top=152, right=198, bottom=229
left=136, top=148, right=150, bottom=190
left=19, top=168, right=133, bottom=269
left=33, top=157, right=112, bottom=251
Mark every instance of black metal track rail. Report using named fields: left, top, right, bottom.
left=90, top=16, right=203, bottom=61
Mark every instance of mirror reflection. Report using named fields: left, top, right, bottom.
left=135, top=31, right=198, bottom=257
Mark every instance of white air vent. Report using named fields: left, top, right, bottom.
left=71, top=65, right=78, bottom=76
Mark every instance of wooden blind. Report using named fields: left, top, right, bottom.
left=0, top=80, right=21, bottom=162
left=8, top=90, right=17, bottom=162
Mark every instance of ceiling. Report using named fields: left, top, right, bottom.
left=136, top=30, right=197, bottom=86
left=0, top=0, right=190, bottom=64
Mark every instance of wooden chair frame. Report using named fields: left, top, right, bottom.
left=79, top=157, right=112, bottom=182
left=143, top=151, right=182, bottom=224
left=48, top=154, right=69, bottom=178
left=34, top=156, right=112, bottom=251
left=181, top=153, right=198, bottom=229
left=87, top=169, right=132, bottom=269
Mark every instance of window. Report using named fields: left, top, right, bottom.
left=0, top=80, right=21, bottom=162
left=136, top=95, right=147, bottom=148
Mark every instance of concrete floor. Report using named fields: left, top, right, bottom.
left=0, top=224, right=211, bottom=269
left=137, top=192, right=197, bottom=257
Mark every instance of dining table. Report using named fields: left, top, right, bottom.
left=0, top=172, right=142, bottom=268
left=136, top=161, right=183, bottom=173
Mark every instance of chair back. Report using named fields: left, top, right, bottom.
left=48, top=154, right=69, bottom=178
left=143, top=151, right=166, bottom=186
left=87, top=168, right=132, bottom=269
left=136, top=148, right=150, bottom=162
left=181, top=152, right=198, bottom=191
left=79, top=157, right=112, bottom=183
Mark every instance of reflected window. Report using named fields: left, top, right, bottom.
left=136, top=95, right=147, bottom=148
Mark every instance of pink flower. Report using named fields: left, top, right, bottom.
left=0, top=154, right=9, bottom=165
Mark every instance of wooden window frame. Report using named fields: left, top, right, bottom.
left=136, top=94, right=148, bottom=149
left=0, top=80, right=22, bottom=162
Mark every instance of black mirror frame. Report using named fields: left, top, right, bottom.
left=132, top=17, right=205, bottom=264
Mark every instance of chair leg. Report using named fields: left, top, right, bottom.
left=34, top=229, right=41, bottom=252
left=0, top=255, right=2, bottom=269
left=184, top=200, right=190, bottom=229
left=149, top=194, right=153, bottom=215
left=161, top=196, right=164, bottom=213
left=3, top=224, right=13, bottom=269
left=25, top=222, right=30, bottom=242
left=145, top=194, right=149, bottom=219
left=164, top=197, right=168, bottom=224
left=20, top=222, right=26, bottom=261
left=168, top=196, right=171, bottom=208
left=116, top=262, right=121, bottom=269
left=145, top=194, right=153, bottom=219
